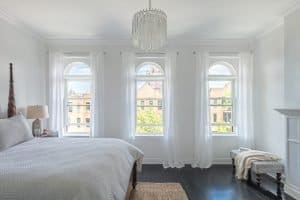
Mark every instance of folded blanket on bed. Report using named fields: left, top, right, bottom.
left=235, top=150, right=280, bottom=180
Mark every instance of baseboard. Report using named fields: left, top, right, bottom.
left=285, top=183, right=300, bottom=200
left=142, top=158, right=232, bottom=165
left=212, top=158, right=232, bottom=165
left=142, top=158, right=162, bottom=164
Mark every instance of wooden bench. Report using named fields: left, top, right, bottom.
left=230, top=150, right=284, bottom=200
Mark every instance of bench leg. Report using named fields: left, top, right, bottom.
left=247, top=169, right=252, bottom=184
left=276, top=173, right=282, bottom=200
left=256, top=173, right=262, bottom=188
left=232, top=158, right=235, bottom=174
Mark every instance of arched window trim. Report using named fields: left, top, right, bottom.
left=208, top=61, right=237, bottom=79
left=136, top=62, right=165, bottom=79
left=64, top=61, right=92, bottom=80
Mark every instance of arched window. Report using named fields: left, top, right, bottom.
left=208, top=62, right=236, bottom=135
left=135, top=62, right=165, bottom=136
left=64, top=61, right=92, bottom=136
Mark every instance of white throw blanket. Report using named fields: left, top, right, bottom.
left=0, top=138, right=144, bottom=200
left=235, top=150, right=280, bottom=180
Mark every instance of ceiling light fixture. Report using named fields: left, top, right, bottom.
left=132, top=0, right=167, bottom=51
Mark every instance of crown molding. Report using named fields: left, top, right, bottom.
left=0, top=8, right=45, bottom=42
left=253, top=0, right=300, bottom=40
left=281, top=0, right=300, bottom=17
left=254, top=18, right=284, bottom=40
left=47, top=38, right=251, bottom=49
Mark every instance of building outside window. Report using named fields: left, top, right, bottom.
left=64, top=60, right=92, bottom=137
left=149, top=100, right=153, bottom=106
left=135, top=62, right=165, bottom=136
left=68, top=102, right=73, bottom=112
left=223, top=111, right=232, bottom=123
left=86, top=118, right=90, bottom=127
left=213, top=113, right=217, bottom=122
left=86, top=102, right=90, bottom=111
left=208, top=62, right=236, bottom=135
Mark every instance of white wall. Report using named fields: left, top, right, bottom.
left=0, top=19, right=47, bottom=116
left=48, top=41, right=249, bottom=164
left=284, top=8, right=300, bottom=108
left=253, top=26, right=286, bottom=161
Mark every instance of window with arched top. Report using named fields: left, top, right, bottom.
left=135, top=62, right=165, bottom=136
left=65, top=62, right=91, bottom=76
left=208, top=62, right=236, bottom=135
left=208, top=63, right=236, bottom=76
left=64, top=60, right=92, bottom=137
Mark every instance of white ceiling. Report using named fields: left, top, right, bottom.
left=0, top=0, right=298, bottom=40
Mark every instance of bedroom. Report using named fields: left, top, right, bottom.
left=0, top=0, right=299, bottom=200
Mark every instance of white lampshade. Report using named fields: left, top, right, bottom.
left=27, top=105, right=49, bottom=119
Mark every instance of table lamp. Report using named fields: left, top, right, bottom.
left=27, top=105, right=49, bottom=136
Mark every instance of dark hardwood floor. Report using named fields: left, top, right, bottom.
left=138, top=164, right=294, bottom=200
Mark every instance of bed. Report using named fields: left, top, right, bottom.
left=0, top=64, right=144, bottom=200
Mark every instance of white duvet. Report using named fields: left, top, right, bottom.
left=0, top=138, right=144, bottom=200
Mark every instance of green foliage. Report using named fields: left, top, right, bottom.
left=136, top=107, right=163, bottom=135
left=211, top=125, right=233, bottom=133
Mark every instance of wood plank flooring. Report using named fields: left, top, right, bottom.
left=138, top=165, right=295, bottom=200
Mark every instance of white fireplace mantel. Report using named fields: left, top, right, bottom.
left=275, top=108, right=300, bottom=199
left=275, top=108, right=300, bottom=117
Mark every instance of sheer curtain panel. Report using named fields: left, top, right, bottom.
left=192, top=52, right=213, bottom=168
left=49, top=51, right=64, bottom=137
left=162, top=52, right=184, bottom=168
left=237, top=52, right=254, bottom=148
left=90, top=51, right=105, bottom=138
left=122, top=52, right=136, bottom=140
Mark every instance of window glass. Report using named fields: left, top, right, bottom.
left=65, top=62, right=91, bottom=75
left=208, top=64, right=234, bottom=76
left=208, top=62, right=236, bottom=135
left=137, top=63, right=164, bottom=76
left=64, top=61, right=92, bottom=136
left=135, top=62, right=165, bottom=136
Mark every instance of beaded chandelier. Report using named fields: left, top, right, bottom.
left=132, top=0, right=167, bottom=51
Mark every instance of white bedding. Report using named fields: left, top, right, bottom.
left=0, top=138, right=144, bottom=200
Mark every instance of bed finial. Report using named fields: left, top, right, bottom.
left=7, top=63, right=16, bottom=118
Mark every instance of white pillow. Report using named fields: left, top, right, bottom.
left=0, top=114, right=33, bottom=151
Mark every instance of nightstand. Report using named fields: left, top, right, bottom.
left=37, top=130, right=59, bottom=138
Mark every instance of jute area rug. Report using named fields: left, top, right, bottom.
left=130, top=182, right=189, bottom=200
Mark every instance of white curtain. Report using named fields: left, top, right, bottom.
left=48, top=51, right=64, bottom=137
left=90, top=51, right=105, bottom=138
left=122, top=52, right=136, bottom=140
left=237, top=52, right=254, bottom=148
left=192, top=52, right=213, bottom=168
left=163, top=52, right=184, bottom=168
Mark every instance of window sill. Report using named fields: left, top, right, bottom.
left=212, top=133, right=238, bottom=137
left=135, top=135, right=164, bottom=137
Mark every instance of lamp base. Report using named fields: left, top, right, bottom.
left=32, top=119, right=41, bottom=137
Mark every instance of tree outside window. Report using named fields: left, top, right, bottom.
left=135, top=62, right=165, bottom=136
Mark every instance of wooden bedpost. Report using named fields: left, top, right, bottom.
left=132, top=162, right=137, bottom=189
left=7, top=63, right=16, bottom=118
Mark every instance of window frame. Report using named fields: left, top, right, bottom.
left=134, top=61, right=165, bottom=137
left=208, top=62, right=237, bottom=137
left=63, top=58, right=92, bottom=137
